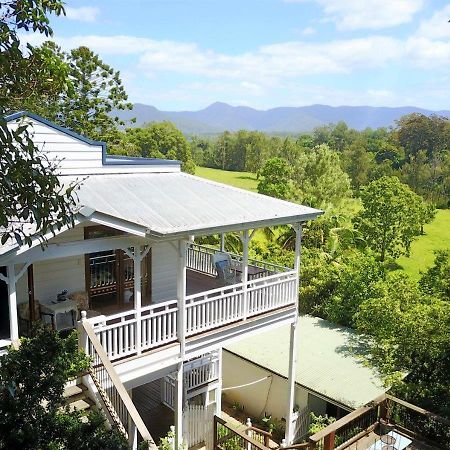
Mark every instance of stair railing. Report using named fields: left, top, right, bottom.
left=79, top=312, right=157, bottom=450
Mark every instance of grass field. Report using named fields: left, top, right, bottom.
left=195, top=166, right=259, bottom=192
left=196, top=166, right=449, bottom=280
left=396, top=209, right=450, bottom=280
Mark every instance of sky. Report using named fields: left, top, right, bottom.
left=22, top=0, right=450, bottom=111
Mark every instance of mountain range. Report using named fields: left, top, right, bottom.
left=115, top=102, right=450, bottom=135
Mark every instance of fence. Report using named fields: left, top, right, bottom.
left=183, top=404, right=215, bottom=449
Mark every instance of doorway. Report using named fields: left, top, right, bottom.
left=0, top=267, right=9, bottom=339
left=84, top=226, right=151, bottom=314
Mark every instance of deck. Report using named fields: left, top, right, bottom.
left=344, top=429, right=440, bottom=450
left=133, top=379, right=174, bottom=445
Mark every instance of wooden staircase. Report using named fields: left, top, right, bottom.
left=63, top=382, right=95, bottom=420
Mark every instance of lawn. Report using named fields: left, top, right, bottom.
left=396, top=209, right=450, bottom=280
left=195, top=166, right=259, bottom=192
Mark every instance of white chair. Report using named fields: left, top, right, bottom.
left=213, top=252, right=240, bottom=285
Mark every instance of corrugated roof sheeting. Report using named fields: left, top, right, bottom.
left=225, top=315, right=386, bottom=409
left=74, top=172, right=322, bottom=236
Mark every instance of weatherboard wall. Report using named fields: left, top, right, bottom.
left=7, top=117, right=180, bottom=175
left=151, top=242, right=178, bottom=303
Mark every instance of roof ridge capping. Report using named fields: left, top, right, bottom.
left=5, top=111, right=181, bottom=168
left=182, top=172, right=324, bottom=220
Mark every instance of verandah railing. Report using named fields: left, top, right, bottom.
left=185, top=271, right=297, bottom=336
left=79, top=315, right=157, bottom=450
left=187, top=243, right=292, bottom=278
left=88, top=273, right=296, bottom=361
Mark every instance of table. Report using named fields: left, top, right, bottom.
left=367, top=431, right=412, bottom=450
left=40, top=299, right=78, bottom=331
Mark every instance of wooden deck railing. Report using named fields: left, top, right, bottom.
left=214, top=416, right=272, bottom=450
left=79, top=315, right=157, bottom=450
left=308, top=393, right=450, bottom=450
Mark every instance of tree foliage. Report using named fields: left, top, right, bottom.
left=355, top=176, right=428, bottom=261
left=0, top=326, right=127, bottom=449
left=115, top=121, right=195, bottom=173
left=257, top=157, right=293, bottom=199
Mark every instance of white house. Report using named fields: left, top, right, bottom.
left=0, top=112, right=322, bottom=449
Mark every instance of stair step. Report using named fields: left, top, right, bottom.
left=63, top=384, right=85, bottom=398
left=69, top=399, right=93, bottom=412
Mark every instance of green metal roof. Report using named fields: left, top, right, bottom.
left=225, top=315, right=387, bottom=409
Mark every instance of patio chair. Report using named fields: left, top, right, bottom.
left=17, top=300, right=42, bottom=336
left=68, top=291, right=89, bottom=319
left=213, top=252, right=240, bottom=285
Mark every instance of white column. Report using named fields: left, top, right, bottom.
left=285, top=223, right=302, bottom=444
left=285, top=322, right=298, bottom=444
left=216, top=348, right=223, bottom=417
left=174, top=362, right=184, bottom=448
left=241, top=230, right=249, bottom=320
left=7, top=264, right=19, bottom=341
left=177, top=240, right=187, bottom=357
left=134, top=246, right=142, bottom=355
left=220, top=233, right=225, bottom=252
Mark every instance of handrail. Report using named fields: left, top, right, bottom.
left=214, top=416, right=271, bottom=450
left=79, top=316, right=158, bottom=450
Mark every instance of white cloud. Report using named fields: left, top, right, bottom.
left=416, top=4, right=450, bottom=40
left=64, top=6, right=100, bottom=23
left=285, top=0, right=424, bottom=30
left=300, top=26, right=316, bottom=36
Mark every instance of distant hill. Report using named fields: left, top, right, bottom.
left=115, top=102, right=450, bottom=135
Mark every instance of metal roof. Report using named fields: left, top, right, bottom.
left=225, top=315, right=387, bottom=409
left=73, top=172, right=322, bottom=237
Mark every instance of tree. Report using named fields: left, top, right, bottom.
left=0, top=326, right=127, bottom=449
left=341, top=139, right=375, bottom=191
left=356, top=273, right=450, bottom=418
left=354, top=176, right=424, bottom=261
left=43, top=44, right=133, bottom=143
left=419, top=250, right=450, bottom=301
left=257, top=157, right=293, bottom=199
left=119, top=122, right=195, bottom=173
left=292, top=144, right=351, bottom=208
left=1, top=0, right=77, bottom=246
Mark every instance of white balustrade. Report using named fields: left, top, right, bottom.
left=184, top=352, right=219, bottom=391
left=92, top=299, right=178, bottom=361
left=185, top=284, right=244, bottom=336
left=141, top=300, right=178, bottom=351
left=90, top=246, right=297, bottom=360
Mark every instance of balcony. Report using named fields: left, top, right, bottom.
left=87, top=243, right=298, bottom=362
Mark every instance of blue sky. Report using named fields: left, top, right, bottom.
left=24, top=0, right=450, bottom=111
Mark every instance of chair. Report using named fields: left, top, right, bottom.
left=17, top=300, right=41, bottom=336
left=68, top=291, right=89, bottom=319
left=213, top=252, right=240, bottom=285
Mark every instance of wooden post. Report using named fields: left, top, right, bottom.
left=7, top=264, right=19, bottom=341
left=177, top=240, right=187, bottom=357
left=241, top=230, right=249, bottom=320
left=323, top=430, right=335, bottom=450
left=134, top=246, right=142, bottom=355
left=174, top=362, right=184, bottom=449
left=285, top=321, right=298, bottom=444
